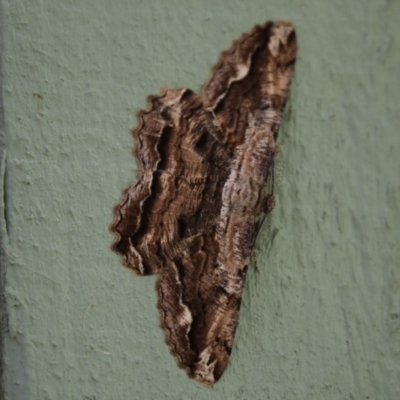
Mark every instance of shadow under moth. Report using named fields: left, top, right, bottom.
left=110, top=20, right=297, bottom=386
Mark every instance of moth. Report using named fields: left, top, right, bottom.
left=110, top=20, right=297, bottom=386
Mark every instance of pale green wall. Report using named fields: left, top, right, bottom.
left=1, top=0, right=399, bottom=399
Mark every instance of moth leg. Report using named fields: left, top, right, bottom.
left=252, top=193, right=274, bottom=273
left=251, top=191, right=274, bottom=258
left=263, top=193, right=275, bottom=215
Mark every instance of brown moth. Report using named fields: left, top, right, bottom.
left=110, top=20, right=297, bottom=386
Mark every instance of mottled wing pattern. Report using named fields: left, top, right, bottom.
left=110, top=20, right=297, bottom=387
left=111, top=88, right=230, bottom=275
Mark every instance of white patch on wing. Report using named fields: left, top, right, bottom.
left=235, top=63, right=249, bottom=80
left=195, top=348, right=217, bottom=386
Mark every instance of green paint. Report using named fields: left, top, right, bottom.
left=1, top=0, right=399, bottom=399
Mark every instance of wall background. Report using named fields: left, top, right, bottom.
left=1, top=0, right=399, bottom=399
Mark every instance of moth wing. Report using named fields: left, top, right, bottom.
left=201, top=21, right=297, bottom=154
left=110, top=88, right=230, bottom=275
left=156, top=233, right=244, bottom=387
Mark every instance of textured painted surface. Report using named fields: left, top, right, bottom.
left=1, top=0, right=399, bottom=399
